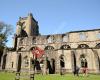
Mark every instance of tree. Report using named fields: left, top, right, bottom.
left=0, top=21, right=13, bottom=53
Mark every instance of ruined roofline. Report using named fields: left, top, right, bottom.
left=39, top=28, right=100, bottom=37
left=18, top=13, right=38, bottom=23
left=19, top=17, right=38, bottom=23
left=68, top=28, right=100, bottom=33
left=17, top=13, right=100, bottom=36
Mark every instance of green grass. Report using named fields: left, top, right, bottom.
left=0, top=72, right=15, bottom=80
left=35, top=74, right=100, bottom=80
left=0, top=72, right=100, bottom=80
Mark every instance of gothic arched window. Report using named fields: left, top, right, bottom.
left=60, top=45, right=71, bottom=49
left=63, top=35, right=68, bottom=42
left=97, top=32, right=100, bottom=39
left=47, top=37, right=52, bottom=43
left=32, top=37, right=36, bottom=44
left=95, top=43, right=100, bottom=48
left=45, top=46, right=54, bottom=50
left=78, top=44, right=89, bottom=49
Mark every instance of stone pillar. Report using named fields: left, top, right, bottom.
left=64, top=50, right=73, bottom=73
left=56, top=50, right=62, bottom=73
left=42, top=50, right=47, bottom=75
left=91, top=49, right=100, bottom=73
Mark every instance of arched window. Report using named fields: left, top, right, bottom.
left=47, top=37, right=52, bottom=43
left=95, top=43, right=100, bottom=48
left=60, top=45, right=71, bottom=49
left=78, top=44, right=89, bottom=49
left=30, top=46, right=35, bottom=51
left=32, top=37, right=36, bottom=44
left=18, top=47, right=25, bottom=51
left=45, top=46, right=54, bottom=50
left=63, top=35, right=68, bottom=42
left=47, top=35, right=56, bottom=43
left=97, top=32, right=100, bottom=39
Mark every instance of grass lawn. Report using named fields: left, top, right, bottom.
left=0, top=72, right=100, bottom=80
left=35, top=74, right=100, bottom=80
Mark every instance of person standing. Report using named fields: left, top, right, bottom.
left=82, top=59, right=88, bottom=76
left=73, top=66, right=80, bottom=76
left=60, top=56, right=65, bottom=75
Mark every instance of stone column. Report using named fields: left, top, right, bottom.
left=43, top=50, right=47, bottom=75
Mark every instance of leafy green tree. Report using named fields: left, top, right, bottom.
left=0, top=21, right=13, bottom=53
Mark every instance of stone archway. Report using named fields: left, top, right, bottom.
left=91, top=48, right=100, bottom=72
left=46, top=58, right=55, bottom=74
left=60, top=45, right=71, bottom=72
left=95, top=43, right=100, bottom=71
left=44, top=46, right=55, bottom=74
left=95, top=43, right=100, bottom=49
left=77, top=44, right=89, bottom=69
left=30, top=46, right=45, bottom=73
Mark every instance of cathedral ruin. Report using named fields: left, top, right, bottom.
left=1, top=13, right=100, bottom=74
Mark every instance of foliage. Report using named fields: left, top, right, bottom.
left=0, top=21, right=13, bottom=52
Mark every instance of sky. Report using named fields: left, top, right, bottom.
left=0, top=0, right=100, bottom=47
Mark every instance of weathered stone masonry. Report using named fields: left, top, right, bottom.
left=1, top=13, right=100, bottom=74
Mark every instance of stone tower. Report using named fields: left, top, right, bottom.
left=13, top=13, right=39, bottom=49
left=16, top=13, right=39, bottom=37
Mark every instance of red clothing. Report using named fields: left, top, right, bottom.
left=32, top=47, right=44, bottom=58
left=82, top=68, right=87, bottom=73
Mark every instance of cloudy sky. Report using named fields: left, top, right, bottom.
left=0, top=0, right=100, bottom=47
